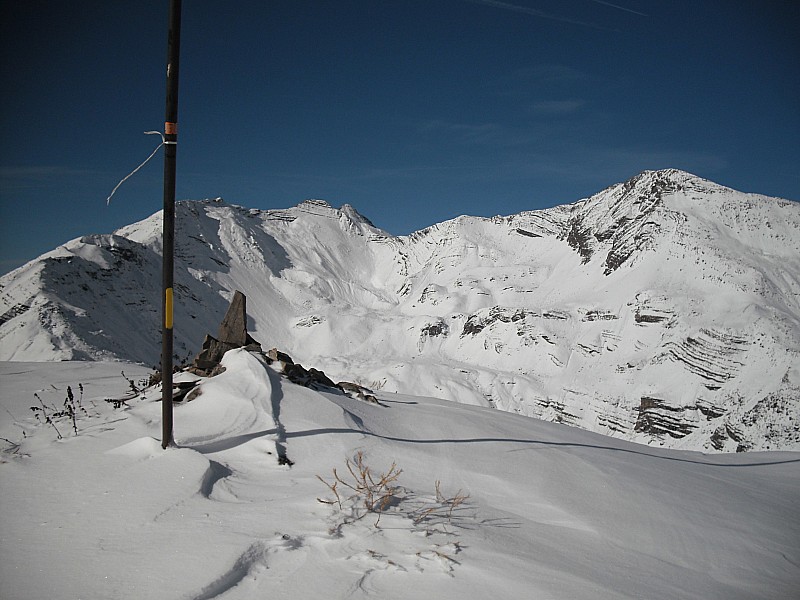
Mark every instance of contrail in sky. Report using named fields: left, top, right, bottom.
left=589, top=0, right=648, bottom=17
left=463, top=0, right=615, bottom=31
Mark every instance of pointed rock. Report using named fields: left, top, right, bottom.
left=191, top=290, right=260, bottom=375
left=218, top=290, right=248, bottom=346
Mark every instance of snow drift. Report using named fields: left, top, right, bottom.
left=1, top=356, right=798, bottom=599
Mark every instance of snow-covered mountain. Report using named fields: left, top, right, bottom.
left=2, top=169, right=798, bottom=452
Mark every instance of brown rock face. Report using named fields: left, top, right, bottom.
left=191, top=290, right=260, bottom=375
left=217, top=290, right=248, bottom=346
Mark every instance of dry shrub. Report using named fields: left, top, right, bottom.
left=317, top=450, right=403, bottom=526
left=317, top=452, right=470, bottom=530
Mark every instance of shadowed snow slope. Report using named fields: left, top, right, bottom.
left=1, top=355, right=798, bottom=599
left=1, top=170, right=799, bottom=451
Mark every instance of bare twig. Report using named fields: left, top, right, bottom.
left=318, top=451, right=403, bottom=527
left=31, top=393, right=62, bottom=439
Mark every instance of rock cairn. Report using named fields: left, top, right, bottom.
left=188, top=291, right=378, bottom=402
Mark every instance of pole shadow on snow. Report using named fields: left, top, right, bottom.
left=187, top=428, right=278, bottom=454
left=265, top=365, right=293, bottom=465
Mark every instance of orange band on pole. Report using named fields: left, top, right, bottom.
left=165, top=122, right=177, bottom=135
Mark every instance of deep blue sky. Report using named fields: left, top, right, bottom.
left=2, top=1, right=798, bottom=274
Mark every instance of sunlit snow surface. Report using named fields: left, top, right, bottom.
left=1, top=353, right=798, bottom=599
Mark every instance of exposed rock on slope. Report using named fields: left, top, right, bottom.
left=1, top=171, right=798, bottom=452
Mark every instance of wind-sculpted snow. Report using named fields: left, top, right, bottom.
left=2, top=358, right=799, bottom=599
left=1, top=170, right=799, bottom=451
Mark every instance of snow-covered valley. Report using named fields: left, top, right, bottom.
left=1, top=169, right=799, bottom=452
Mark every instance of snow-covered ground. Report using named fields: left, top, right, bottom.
left=2, top=353, right=798, bottom=599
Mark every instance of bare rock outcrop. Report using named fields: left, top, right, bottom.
left=191, top=290, right=261, bottom=374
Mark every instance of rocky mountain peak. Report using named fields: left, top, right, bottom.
left=298, top=198, right=332, bottom=209
left=1, top=171, right=798, bottom=453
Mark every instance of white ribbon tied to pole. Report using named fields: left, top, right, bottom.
left=106, top=131, right=168, bottom=206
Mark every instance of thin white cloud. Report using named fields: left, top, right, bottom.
left=531, top=99, right=586, bottom=114
left=462, top=0, right=615, bottom=31
left=418, top=119, right=502, bottom=143
left=509, top=147, right=729, bottom=182
left=518, top=64, right=588, bottom=82
left=588, top=0, right=647, bottom=17
left=0, top=165, right=91, bottom=179
left=0, top=165, right=101, bottom=191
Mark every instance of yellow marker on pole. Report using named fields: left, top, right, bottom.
left=165, top=287, right=174, bottom=329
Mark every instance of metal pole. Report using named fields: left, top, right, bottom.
left=161, top=0, right=182, bottom=449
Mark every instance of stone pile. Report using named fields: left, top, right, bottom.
left=189, top=290, right=378, bottom=403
